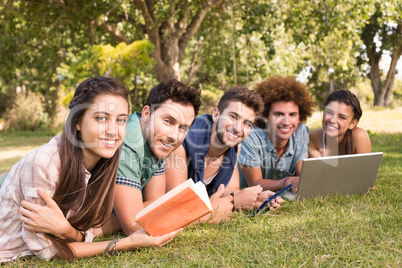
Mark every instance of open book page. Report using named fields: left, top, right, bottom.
left=135, top=180, right=212, bottom=236
left=194, top=180, right=212, bottom=210
left=136, top=179, right=196, bottom=218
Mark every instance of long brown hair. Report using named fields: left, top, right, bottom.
left=324, top=90, right=362, bottom=155
left=49, top=76, right=129, bottom=259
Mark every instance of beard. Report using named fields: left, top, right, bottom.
left=215, top=120, right=242, bottom=148
left=147, top=140, right=178, bottom=160
left=148, top=144, right=164, bottom=160
left=216, top=120, right=226, bottom=145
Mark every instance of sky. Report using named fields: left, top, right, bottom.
left=380, top=52, right=402, bottom=81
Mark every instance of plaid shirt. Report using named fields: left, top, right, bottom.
left=0, top=135, right=94, bottom=262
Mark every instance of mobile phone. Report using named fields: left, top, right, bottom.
left=250, top=184, right=293, bottom=218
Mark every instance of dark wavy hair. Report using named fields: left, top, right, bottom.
left=254, top=76, right=314, bottom=128
left=50, top=76, right=129, bottom=259
left=217, top=86, right=264, bottom=115
left=145, top=79, right=202, bottom=117
left=324, top=90, right=362, bottom=154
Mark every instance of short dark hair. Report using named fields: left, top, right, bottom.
left=255, top=76, right=314, bottom=122
left=217, top=86, right=263, bottom=115
left=145, top=79, right=201, bottom=116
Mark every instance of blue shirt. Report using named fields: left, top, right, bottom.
left=238, top=124, right=309, bottom=188
left=183, top=114, right=238, bottom=196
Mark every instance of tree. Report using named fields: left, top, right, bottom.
left=190, top=0, right=300, bottom=89
left=360, top=2, right=402, bottom=106
left=33, top=0, right=225, bottom=81
left=131, top=0, right=225, bottom=81
left=0, top=0, right=227, bottom=122
left=282, top=0, right=369, bottom=103
left=57, top=40, right=156, bottom=109
left=0, top=1, right=97, bottom=121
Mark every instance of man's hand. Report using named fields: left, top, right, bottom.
left=201, top=184, right=233, bottom=223
left=19, top=189, right=73, bottom=239
left=233, top=185, right=263, bottom=211
left=255, top=190, right=284, bottom=210
left=283, top=176, right=299, bottom=193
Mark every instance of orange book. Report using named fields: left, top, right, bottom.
left=135, top=180, right=212, bottom=236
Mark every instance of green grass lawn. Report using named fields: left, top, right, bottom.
left=1, top=114, right=401, bottom=267
left=0, top=130, right=58, bottom=174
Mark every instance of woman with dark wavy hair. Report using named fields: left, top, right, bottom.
left=309, top=90, right=371, bottom=157
left=0, top=76, right=179, bottom=262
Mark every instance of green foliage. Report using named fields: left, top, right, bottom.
left=57, top=40, right=157, bottom=109
left=200, top=85, right=224, bottom=115
left=280, top=0, right=392, bottom=105
left=0, top=0, right=400, bottom=121
left=3, top=91, right=47, bottom=131
left=0, top=1, right=99, bottom=118
left=190, top=0, right=303, bottom=89
left=360, top=0, right=401, bottom=53
left=358, top=0, right=402, bottom=106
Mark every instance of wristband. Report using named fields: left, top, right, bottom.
left=282, top=177, right=289, bottom=188
left=75, top=229, right=85, bottom=242
left=104, top=235, right=121, bottom=256
left=230, top=192, right=235, bottom=208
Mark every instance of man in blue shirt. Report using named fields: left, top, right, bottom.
left=166, top=86, right=283, bottom=223
left=239, top=76, right=315, bottom=193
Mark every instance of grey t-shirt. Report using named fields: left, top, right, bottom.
left=238, top=124, right=309, bottom=188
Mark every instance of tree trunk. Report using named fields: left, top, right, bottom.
left=154, top=38, right=182, bottom=81
left=153, top=56, right=180, bottom=82
left=383, top=62, right=397, bottom=107
left=184, top=41, right=203, bottom=85
left=43, top=83, right=60, bottom=126
left=371, top=65, right=384, bottom=106
left=383, top=41, right=402, bottom=106
left=133, top=0, right=224, bottom=82
left=362, top=8, right=402, bottom=107
left=370, top=46, right=402, bottom=106
left=368, top=46, right=384, bottom=106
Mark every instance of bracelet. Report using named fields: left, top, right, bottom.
left=282, top=177, right=289, bottom=188
left=104, top=235, right=121, bottom=256
left=230, top=192, right=235, bottom=206
left=75, top=229, right=85, bottom=242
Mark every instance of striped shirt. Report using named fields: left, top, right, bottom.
left=0, top=135, right=94, bottom=262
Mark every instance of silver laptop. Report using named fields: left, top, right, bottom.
left=290, top=152, right=383, bottom=200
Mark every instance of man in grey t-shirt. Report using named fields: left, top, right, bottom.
left=238, top=76, right=314, bottom=192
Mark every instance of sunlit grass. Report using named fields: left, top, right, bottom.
left=307, top=106, right=402, bottom=133
left=0, top=109, right=401, bottom=267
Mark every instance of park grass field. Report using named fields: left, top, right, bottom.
left=0, top=108, right=401, bottom=267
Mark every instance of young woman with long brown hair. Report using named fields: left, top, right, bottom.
left=309, top=90, right=371, bottom=157
left=0, top=76, right=179, bottom=262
